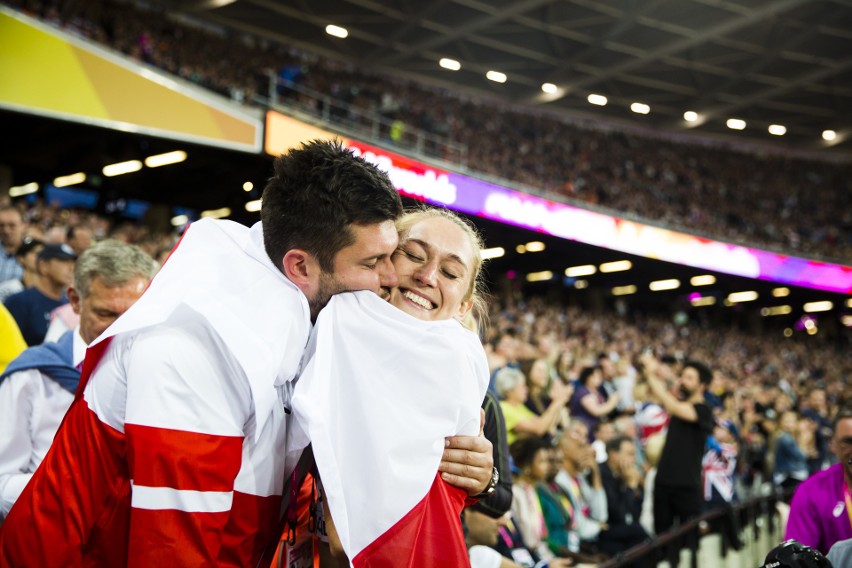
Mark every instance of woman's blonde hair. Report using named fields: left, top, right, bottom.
left=395, top=206, right=488, bottom=333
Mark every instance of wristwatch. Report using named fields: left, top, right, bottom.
left=475, top=467, right=499, bottom=499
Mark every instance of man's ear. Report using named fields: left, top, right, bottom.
left=282, top=249, right=321, bottom=295
left=68, top=286, right=81, bottom=315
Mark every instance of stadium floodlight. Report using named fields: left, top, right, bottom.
left=486, top=70, right=507, bottom=83
left=243, top=181, right=253, bottom=192
left=691, top=296, right=716, bottom=307
left=103, top=160, right=142, bottom=177
left=480, top=247, right=505, bottom=260
left=9, top=182, right=38, bottom=197
left=726, top=118, right=746, bottom=130
left=690, top=275, right=716, bottom=286
left=53, top=173, right=86, bottom=187
left=525, top=241, right=545, bottom=252
left=439, top=58, right=461, bottom=71
left=170, top=215, right=189, bottom=227
left=772, top=287, right=790, bottom=297
left=649, top=279, right=680, bottom=291
left=565, top=265, right=596, bottom=277
left=822, top=130, right=837, bottom=141
left=600, top=260, right=631, bottom=273
left=145, top=150, right=186, bottom=168
left=683, top=111, right=699, bottom=122
left=630, top=102, right=650, bottom=115
left=803, top=301, right=833, bottom=313
left=526, top=271, right=553, bottom=282
left=768, top=124, right=786, bottom=136
left=727, top=291, right=758, bottom=303
left=325, top=25, right=348, bottom=38
left=201, top=207, right=231, bottom=219
left=541, top=83, right=557, bottom=94
left=612, top=285, right=637, bottom=296
left=761, top=305, right=792, bottom=316
left=588, top=94, right=607, bottom=106
left=245, top=199, right=262, bottom=212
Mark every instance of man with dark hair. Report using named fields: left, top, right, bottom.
left=640, top=354, right=714, bottom=535
left=0, top=140, right=492, bottom=567
left=598, top=436, right=650, bottom=566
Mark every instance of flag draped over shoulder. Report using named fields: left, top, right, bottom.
left=290, top=291, right=489, bottom=566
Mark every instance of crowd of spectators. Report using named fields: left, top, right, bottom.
left=4, top=0, right=851, bottom=264
left=471, top=294, right=848, bottom=565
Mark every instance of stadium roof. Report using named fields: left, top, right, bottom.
left=161, top=0, right=852, bottom=157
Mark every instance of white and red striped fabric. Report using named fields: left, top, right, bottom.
left=0, top=219, right=311, bottom=567
left=289, top=291, right=489, bottom=567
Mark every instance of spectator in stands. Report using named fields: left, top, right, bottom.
left=66, top=225, right=93, bottom=255
left=464, top=508, right=522, bottom=568
left=598, top=436, right=650, bottom=565
left=4, top=243, right=76, bottom=345
left=555, top=420, right=609, bottom=550
left=592, top=420, right=617, bottom=464
left=496, top=366, right=571, bottom=446
left=0, top=206, right=26, bottom=284
left=772, top=410, right=813, bottom=499
left=0, top=140, right=492, bottom=566
left=641, top=354, right=714, bottom=535
left=0, top=240, right=154, bottom=519
left=569, top=365, right=620, bottom=443
left=0, top=237, right=43, bottom=303
left=510, top=436, right=564, bottom=564
left=785, top=406, right=852, bottom=554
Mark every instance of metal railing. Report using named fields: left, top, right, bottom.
left=259, top=73, right=468, bottom=167
left=600, top=493, right=783, bottom=567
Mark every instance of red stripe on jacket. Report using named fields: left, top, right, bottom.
left=126, top=423, right=243, bottom=492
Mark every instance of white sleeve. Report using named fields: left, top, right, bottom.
left=0, top=370, right=41, bottom=517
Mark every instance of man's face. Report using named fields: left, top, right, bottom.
left=0, top=210, right=25, bottom=249
left=463, top=509, right=505, bottom=547
left=830, top=417, right=852, bottom=479
left=677, top=366, right=703, bottom=401
left=19, top=245, right=43, bottom=272
left=308, top=221, right=399, bottom=317
left=39, top=258, right=75, bottom=288
left=70, top=275, right=149, bottom=344
left=68, top=228, right=93, bottom=254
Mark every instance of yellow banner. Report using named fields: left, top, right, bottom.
left=264, top=111, right=348, bottom=156
left=0, top=8, right=261, bottom=152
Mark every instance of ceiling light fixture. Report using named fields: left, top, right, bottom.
left=325, top=24, right=348, bottom=38
left=439, top=58, right=461, bottom=71
left=486, top=70, right=507, bottom=83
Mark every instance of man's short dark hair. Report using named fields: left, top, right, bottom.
left=509, top=437, right=551, bottom=470
left=260, top=139, right=402, bottom=272
left=606, top=435, right=632, bottom=455
left=831, top=405, right=852, bottom=432
left=683, top=359, right=712, bottom=386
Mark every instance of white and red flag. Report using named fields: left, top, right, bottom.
left=290, top=291, right=489, bottom=567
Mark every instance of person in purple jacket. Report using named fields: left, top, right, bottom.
left=785, top=406, right=852, bottom=554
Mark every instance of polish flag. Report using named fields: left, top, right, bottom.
left=290, top=291, right=489, bottom=566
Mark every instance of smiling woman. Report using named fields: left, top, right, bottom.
left=391, top=207, right=487, bottom=329
left=288, top=206, right=493, bottom=567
